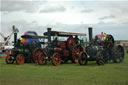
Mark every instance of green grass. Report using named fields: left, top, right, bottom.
left=0, top=52, right=128, bottom=85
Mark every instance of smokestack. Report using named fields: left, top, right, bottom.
left=13, top=25, right=17, bottom=46
left=47, top=28, right=51, bottom=47
left=88, top=27, right=93, bottom=43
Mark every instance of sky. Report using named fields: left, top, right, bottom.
left=0, top=0, right=128, bottom=42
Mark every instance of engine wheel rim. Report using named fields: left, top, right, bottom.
left=118, top=46, right=124, bottom=62
left=52, top=53, right=61, bottom=66
left=6, top=55, right=14, bottom=64
left=96, top=52, right=104, bottom=65
left=113, top=46, right=124, bottom=63
left=33, top=49, right=42, bottom=64
left=38, top=53, right=46, bottom=65
left=78, top=52, right=87, bottom=65
left=98, top=59, right=104, bottom=65
left=16, top=54, right=24, bottom=65
left=67, top=38, right=76, bottom=49
left=72, top=45, right=82, bottom=64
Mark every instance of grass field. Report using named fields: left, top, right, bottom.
left=0, top=52, right=128, bottom=85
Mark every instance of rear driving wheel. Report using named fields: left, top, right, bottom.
left=52, top=53, right=61, bottom=66
left=112, top=45, right=124, bottom=63
left=16, top=54, right=24, bottom=65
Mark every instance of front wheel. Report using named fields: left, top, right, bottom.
left=38, top=53, right=47, bottom=65
left=16, top=54, right=24, bottom=65
left=6, top=55, right=14, bottom=64
left=33, top=48, right=43, bottom=64
left=52, top=53, right=61, bottom=66
left=71, top=44, right=83, bottom=64
left=78, top=52, right=88, bottom=65
left=96, top=51, right=104, bottom=65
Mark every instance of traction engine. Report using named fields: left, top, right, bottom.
left=33, top=28, right=86, bottom=66
left=78, top=27, right=125, bottom=65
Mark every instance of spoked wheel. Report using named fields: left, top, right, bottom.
left=67, top=37, right=76, bottom=49
left=78, top=52, right=88, bottom=65
left=33, top=48, right=43, bottom=64
left=112, top=45, right=124, bottom=63
left=71, top=44, right=83, bottom=64
left=6, top=55, right=14, bottom=64
left=38, top=53, right=47, bottom=65
left=52, top=53, right=61, bottom=66
left=16, top=54, right=24, bottom=65
left=96, top=51, right=104, bottom=65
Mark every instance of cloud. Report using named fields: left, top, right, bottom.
left=92, top=23, right=128, bottom=40
left=81, top=9, right=94, bottom=13
left=0, top=20, right=42, bottom=43
left=99, top=15, right=115, bottom=20
left=1, top=0, right=128, bottom=41
left=40, top=5, right=66, bottom=13
left=96, top=1, right=128, bottom=23
left=48, top=23, right=128, bottom=40
left=1, top=20, right=46, bottom=38
left=1, top=19, right=128, bottom=42
left=0, top=0, right=45, bottom=13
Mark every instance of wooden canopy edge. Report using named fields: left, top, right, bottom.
left=21, top=35, right=48, bottom=39
left=44, top=31, right=86, bottom=36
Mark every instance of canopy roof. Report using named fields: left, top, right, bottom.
left=21, top=35, right=48, bottom=39
left=44, top=31, right=86, bottom=37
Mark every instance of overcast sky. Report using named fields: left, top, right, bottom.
left=0, top=0, right=128, bottom=42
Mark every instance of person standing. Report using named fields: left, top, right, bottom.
left=104, top=33, right=107, bottom=41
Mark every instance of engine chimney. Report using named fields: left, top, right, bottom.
left=47, top=28, right=51, bottom=47
left=88, top=27, right=93, bottom=43
left=13, top=25, right=17, bottom=46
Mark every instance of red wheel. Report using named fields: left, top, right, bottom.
left=33, top=48, right=43, bottom=64
left=67, top=37, right=77, bottom=49
left=71, top=44, right=83, bottom=64
left=78, top=52, right=88, bottom=65
left=16, top=54, right=24, bottom=65
left=38, top=53, right=47, bottom=65
left=6, top=55, right=14, bottom=64
left=52, top=53, right=61, bottom=66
